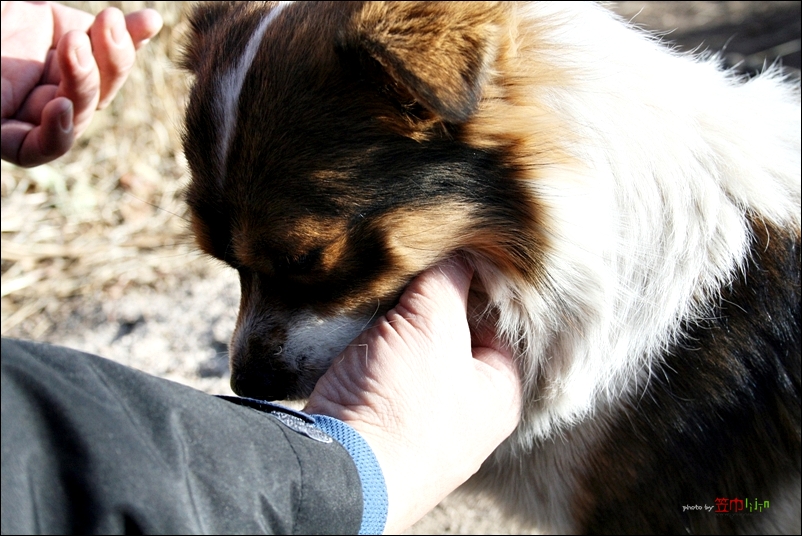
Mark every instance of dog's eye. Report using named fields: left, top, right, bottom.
left=275, top=248, right=322, bottom=275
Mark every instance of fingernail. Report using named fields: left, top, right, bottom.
left=74, top=42, right=93, bottom=70
left=59, top=104, right=73, bottom=133
left=110, top=17, right=126, bottom=45
left=109, top=26, right=125, bottom=45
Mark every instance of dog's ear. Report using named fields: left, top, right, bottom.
left=341, top=1, right=504, bottom=123
left=180, top=2, right=239, bottom=73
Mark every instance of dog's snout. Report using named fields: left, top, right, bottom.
left=229, top=364, right=294, bottom=401
left=228, top=329, right=295, bottom=400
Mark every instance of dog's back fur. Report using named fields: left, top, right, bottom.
left=182, top=2, right=801, bottom=533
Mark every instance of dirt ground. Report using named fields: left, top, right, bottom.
left=2, top=2, right=799, bottom=534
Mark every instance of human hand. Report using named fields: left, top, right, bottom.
left=1, top=1, right=163, bottom=167
left=304, top=258, right=522, bottom=534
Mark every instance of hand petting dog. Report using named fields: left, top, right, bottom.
left=306, top=259, right=522, bottom=534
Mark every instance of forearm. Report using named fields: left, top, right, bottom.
left=1, top=339, right=366, bottom=535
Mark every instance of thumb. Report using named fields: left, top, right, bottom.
left=394, top=257, right=475, bottom=327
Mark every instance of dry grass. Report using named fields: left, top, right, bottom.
left=1, top=1, right=202, bottom=338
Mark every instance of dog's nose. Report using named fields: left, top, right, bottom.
left=231, top=361, right=296, bottom=400
left=229, top=324, right=298, bottom=400
left=230, top=364, right=294, bottom=401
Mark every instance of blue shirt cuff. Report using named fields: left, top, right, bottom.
left=311, top=414, right=389, bottom=535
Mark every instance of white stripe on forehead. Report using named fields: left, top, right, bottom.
left=215, top=2, right=291, bottom=178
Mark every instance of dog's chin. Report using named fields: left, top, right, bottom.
left=229, top=303, right=381, bottom=401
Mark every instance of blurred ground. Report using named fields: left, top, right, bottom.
left=2, top=2, right=800, bottom=534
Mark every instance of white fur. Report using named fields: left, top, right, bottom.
left=481, top=2, right=800, bottom=445
left=215, top=2, right=289, bottom=177
left=283, top=312, right=370, bottom=374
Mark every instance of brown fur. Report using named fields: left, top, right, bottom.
left=182, top=2, right=801, bottom=532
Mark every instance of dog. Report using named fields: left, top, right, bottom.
left=180, top=2, right=801, bottom=533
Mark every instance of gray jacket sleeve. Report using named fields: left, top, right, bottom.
left=1, top=338, right=363, bottom=535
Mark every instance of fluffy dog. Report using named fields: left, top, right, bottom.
left=181, top=2, right=801, bottom=533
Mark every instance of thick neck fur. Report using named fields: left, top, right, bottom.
left=472, top=2, right=801, bottom=443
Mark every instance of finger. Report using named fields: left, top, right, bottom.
left=2, top=97, right=74, bottom=167
left=399, top=257, right=475, bottom=319
left=0, top=119, right=32, bottom=165
left=90, top=7, right=136, bottom=109
left=124, top=9, right=164, bottom=50
left=433, top=256, right=475, bottom=309
left=55, top=30, right=100, bottom=137
left=472, top=345, right=517, bottom=383
left=41, top=49, right=61, bottom=86
left=11, top=85, right=58, bottom=124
